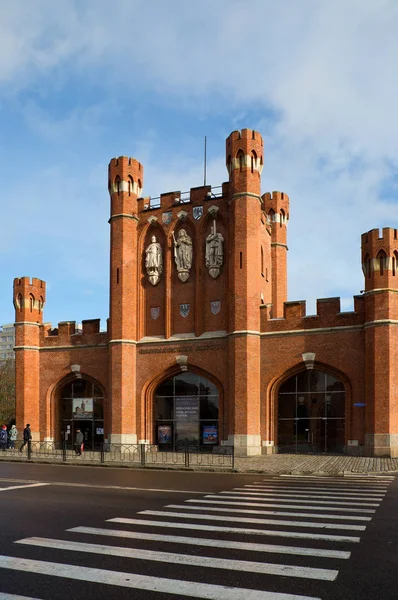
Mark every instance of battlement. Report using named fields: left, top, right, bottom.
left=108, top=156, right=143, bottom=172
left=262, top=191, right=290, bottom=204
left=41, top=318, right=108, bottom=347
left=226, top=129, right=263, bottom=145
left=261, top=295, right=365, bottom=333
left=14, top=277, right=46, bottom=293
left=361, top=227, right=398, bottom=250
left=138, top=183, right=225, bottom=214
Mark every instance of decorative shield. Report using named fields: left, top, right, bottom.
left=210, top=301, right=221, bottom=315
left=180, top=303, right=190, bottom=318
left=150, top=307, right=160, bottom=320
left=162, top=211, right=172, bottom=225
left=193, top=206, right=203, bottom=220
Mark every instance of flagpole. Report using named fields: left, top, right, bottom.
left=204, top=136, right=207, bottom=187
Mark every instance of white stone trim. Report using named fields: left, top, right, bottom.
left=14, top=345, right=39, bottom=350
left=230, top=155, right=263, bottom=173
left=109, top=339, right=137, bottom=345
left=111, top=180, right=143, bottom=197
left=14, top=321, right=41, bottom=326
left=109, top=433, right=138, bottom=444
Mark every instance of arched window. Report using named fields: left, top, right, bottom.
left=115, top=176, right=121, bottom=195
left=377, top=250, right=387, bottom=275
left=154, top=372, right=219, bottom=449
left=17, top=293, right=23, bottom=313
left=236, top=150, right=244, bottom=172
left=278, top=369, right=345, bottom=453
left=280, top=209, right=285, bottom=226
left=393, top=251, right=398, bottom=276
left=267, top=209, right=275, bottom=224
left=29, top=294, right=34, bottom=313
left=59, top=378, right=104, bottom=448
left=251, top=150, right=257, bottom=173
left=128, top=176, right=134, bottom=196
left=363, top=253, right=371, bottom=277
left=261, top=246, right=264, bottom=276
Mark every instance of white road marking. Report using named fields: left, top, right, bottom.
left=69, top=526, right=351, bottom=559
left=141, top=509, right=366, bottom=531
left=191, top=497, right=376, bottom=513
left=0, top=555, right=322, bottom=600
left=108, top=517, right=360, bottom=542
left=183, top=500, right=371, bottom=520
left=216, top=493, right=379, bottom=507
left=243, top=486, right=385, bottom=498
left=279, top=475, right=392, bottom=483
left=164, top=505, right=368, bottom=528
left=0, top=483, right=50, bottom=493
left=16, top=537, right=338, bottom=581
left=227, top=490, right=383, bottom=501
left=0, top=595, right=42, bottom=599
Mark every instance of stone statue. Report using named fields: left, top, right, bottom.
left=206, top=220, right=224, bottom=278
left=145, top=235, right=163, bottom=285
left=173, top=229, right=193, bottom=282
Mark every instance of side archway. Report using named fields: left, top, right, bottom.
left=52, top=374, right=106, bottom=448
left=144, top=366, right=223, bottom=449
left=276, top=368, right=346, bottom=453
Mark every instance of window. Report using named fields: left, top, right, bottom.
left=154, top=372, right=219, bottom=449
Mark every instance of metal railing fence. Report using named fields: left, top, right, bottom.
left=0, top=441, right=234, bottom=469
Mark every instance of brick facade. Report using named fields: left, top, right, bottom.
left=13, top=129, right=398, bottom=457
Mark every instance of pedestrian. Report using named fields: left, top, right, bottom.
left=0, top=425, right=8, bottom=452
left=75, top=429, right=84, bottom=456
left=19, top=423, right=32, bottom=453
left=8, top=425, right=18, bottom=450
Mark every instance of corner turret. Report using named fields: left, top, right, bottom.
left=13, top=277, right=46, bottom=323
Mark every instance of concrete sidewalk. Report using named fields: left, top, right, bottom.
left=234, top=454, right=398, bottom=475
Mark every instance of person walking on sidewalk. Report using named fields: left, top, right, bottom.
left=19, top=424, right=32, bottom=453
left=75, top=429, right=84, bottom=456
left=0, top=426, right=7, bottom=451
left=8, top=425, right=18, bottom=449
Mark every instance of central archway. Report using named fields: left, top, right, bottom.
left=277, top=369, right=345, bottom=453
left=154, top=371, right=219, bottom=450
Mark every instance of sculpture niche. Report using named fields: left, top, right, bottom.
left=206, top=220, right=224, bottom=278
left=145, top=235, right=163, bottom=286
left=173, top=229, right=193, bottom=282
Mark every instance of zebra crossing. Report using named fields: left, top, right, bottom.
left=0, top=474, right=394, bottom=599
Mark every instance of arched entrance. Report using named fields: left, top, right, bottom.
left=277, top=369, right=345, bottom=453
left=58, top=378, right=105, bottom=449
left=154, top=371, right=219, bottom=450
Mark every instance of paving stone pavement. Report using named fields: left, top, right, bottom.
left=234, top=453, right=398, bottom=475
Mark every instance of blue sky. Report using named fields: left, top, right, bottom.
left=1, top=0, right=398, bottom=329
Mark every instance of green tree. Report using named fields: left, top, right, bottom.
left=0, top=359, right=15, bottom=425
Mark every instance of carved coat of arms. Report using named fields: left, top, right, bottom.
left=150, top=307, right=160, bottom=320
left=162, top=211, right=172, bottom=225
left=193, top=206, right=203, bottom=220
left=180, top=304, right=190, bottom=318
left=210, top=301, right=221, bottom=315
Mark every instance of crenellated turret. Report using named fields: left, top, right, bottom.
left=13, top=277, right=46, bottom=324
left=13, top=276, right=46, bottom=442
left=361, top=227, right=398, bottom=292
left=108, top=156, right=144, bottom=444
left=263, top=191, right=290, bottom=318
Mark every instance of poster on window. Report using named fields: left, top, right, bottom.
left=202, top=425, right=218, bottom=445
left=73, top=398, right=93, bottom=419
left=158, top=425, right=172, bottom=444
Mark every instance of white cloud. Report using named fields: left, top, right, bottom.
left=1, top=0, right=398, bottom=322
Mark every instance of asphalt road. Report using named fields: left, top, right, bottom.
left=0, top=462, right=396, bottom=600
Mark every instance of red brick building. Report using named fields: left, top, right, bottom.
left=13, top=129, right=398, bottom=457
